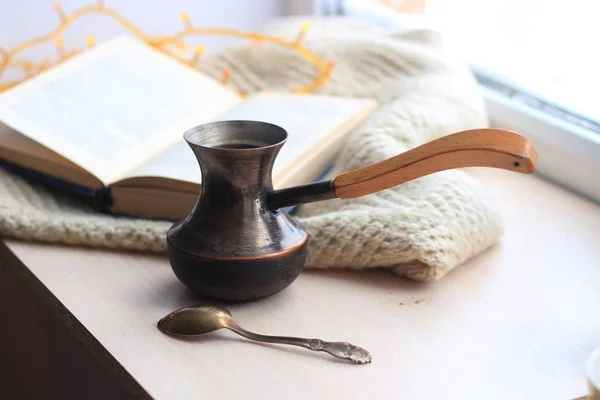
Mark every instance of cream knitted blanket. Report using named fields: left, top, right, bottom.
left=0, top=17, right=503, bottom=281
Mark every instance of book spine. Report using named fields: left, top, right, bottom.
left=0, top=160, right=111, bottom=211
left=93, top=187, right=113, bottom=213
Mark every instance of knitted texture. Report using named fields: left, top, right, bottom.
left=0, top=17, right=503, bottom=280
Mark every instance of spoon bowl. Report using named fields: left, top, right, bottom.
left=158, top=305, right=232, bottom=336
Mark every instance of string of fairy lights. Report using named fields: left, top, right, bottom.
left=0, top=1, right=334, bottom=95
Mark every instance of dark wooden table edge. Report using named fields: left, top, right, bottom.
left=0, top=240, right=151, bottom=399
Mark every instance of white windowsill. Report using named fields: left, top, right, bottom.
left=481, top=81, right=600, bottom=202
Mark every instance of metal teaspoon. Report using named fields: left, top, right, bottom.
left=157, top=305, right=372, bottom=364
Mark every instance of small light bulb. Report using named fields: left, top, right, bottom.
left=180, top=12, right=191, bottom=26
left=55, top=35, right=65, bottom=57
left=295, top=22, right=311, bottom=44
left=190, top=44, right=204, bottom=66
left=250, top=33, right=263, bottom=43
left=86, top=36, right=96, bottom=47
left=222, top=69, right=231, bottom=85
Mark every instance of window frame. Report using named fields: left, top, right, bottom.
left=306, top=0, right=600, bottom=202
left=476, top=68, right=600, bottom=202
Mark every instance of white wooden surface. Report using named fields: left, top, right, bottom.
left=5, top=169, right=600, bottom=400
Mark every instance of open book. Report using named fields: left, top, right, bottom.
left=0, top=36, right=377, bottom=220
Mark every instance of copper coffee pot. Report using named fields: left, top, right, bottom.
left=167, top=121, right=537, bottom=301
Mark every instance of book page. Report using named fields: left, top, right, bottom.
left=0, top=36, right=240, bottom=185
left=123, top=139, right=201, bottom=185
left=0, top=123, right=102, bottom=189
left=226, top=94, right=375, bottom=177
left=0, top=123, right=80, bottom=169
left=119, top=92, right=376, bottom=185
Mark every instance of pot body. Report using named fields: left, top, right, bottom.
left=167, top=121, right=307, bottom=301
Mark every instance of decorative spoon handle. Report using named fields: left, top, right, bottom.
left=226, top=322, right=372, bottom=364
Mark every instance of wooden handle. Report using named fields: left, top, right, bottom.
left=332, top=128, right=537, bottom=199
